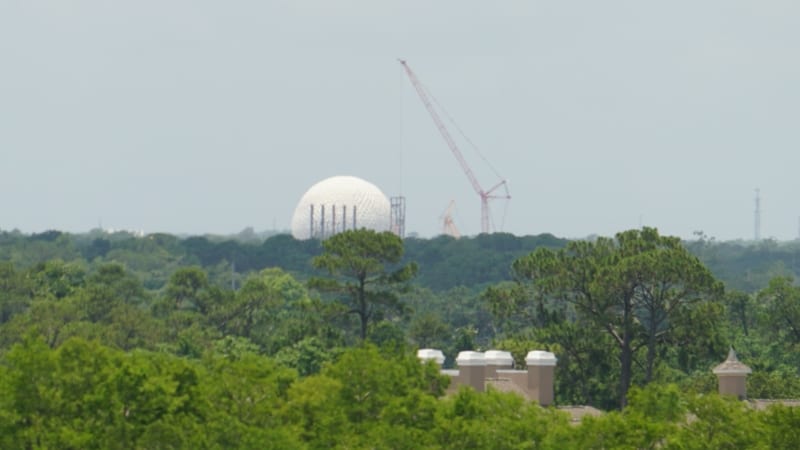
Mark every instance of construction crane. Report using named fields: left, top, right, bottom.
left=400, top=59, right=510, bottom=234
left=441, top=200, right=461, bottom=239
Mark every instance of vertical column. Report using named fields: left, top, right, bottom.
left=526, top=351, right=557, bottom=407
left=320, top=205, right=325, bottom=239
left=456, top=351, right=486, bottom=392
left=309, top=205, right=315, bottom=239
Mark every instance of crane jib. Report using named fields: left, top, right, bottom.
left=399, top=59, right=511, bottom=234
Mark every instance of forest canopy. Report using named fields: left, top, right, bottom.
left=1, top=227, right=800, bottom=446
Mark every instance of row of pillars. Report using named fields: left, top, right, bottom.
left=309, top=204, right=357, bottom=240
left=421, top=347, right=754, bottom=406
left=418, top=349, right=557, bottom=407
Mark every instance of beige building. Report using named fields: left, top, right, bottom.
left=418, top=348, right=559, bottom=407
left=418, top=346, right=790, bottom=422
left=713, top=347, right=752, bottom=400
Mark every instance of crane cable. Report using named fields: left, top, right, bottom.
left=420, top=82, right=506, bottom=182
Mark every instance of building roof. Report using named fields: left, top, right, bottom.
left=713, top=348, right=752, bottom=375
left=485, top=377, right=602, bottom=423
left=486, top=378, right=530, bottom=399
left=750, top=399, right=800, bottom=410
left=558, top=405, right=604, bottom=423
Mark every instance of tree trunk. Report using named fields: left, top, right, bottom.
left=358, top=277, right=367, bottom=340
left=619, top=336, right=632, bottom=408
left=740, top=306, right=749, bottom=336
left=619, top=296, right=633, bottom=408
left=359, top=310, right=367, bottom=341
left=645, top=308, right=657, bottom=383
left=645, top=334, right=656, bottom=383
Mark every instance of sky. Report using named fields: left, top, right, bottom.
left=1, top=1, right=798, bottom=241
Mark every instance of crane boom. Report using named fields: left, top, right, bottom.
left=399, top=59, right=509, bottom=234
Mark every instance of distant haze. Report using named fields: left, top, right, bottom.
left=2, top=1, right=798, bottom=240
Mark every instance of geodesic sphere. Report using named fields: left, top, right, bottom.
left=290, top=175, right=391, bottom=240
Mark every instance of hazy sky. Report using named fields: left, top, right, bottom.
left=2, top=1, right=798, bottom=240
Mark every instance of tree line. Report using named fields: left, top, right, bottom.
left=1, top=226, right=800, bottom=443
left=2, top=227, right=797, bottom=294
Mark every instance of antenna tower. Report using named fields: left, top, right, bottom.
left=390, top=196, right=406, bottom=238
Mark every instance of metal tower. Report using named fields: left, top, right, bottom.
left=390, top=196, right=406, bottom=238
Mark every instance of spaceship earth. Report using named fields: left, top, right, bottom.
left=290, top=175, right=391, bottom=240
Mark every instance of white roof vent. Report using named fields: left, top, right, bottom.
left=417, top=348, right=446, bottom=365
left=456, top=351, right=486, bottom=366
left=484, top=350, right=514, bottom=366
left=525, top=350, right=557, bottom=367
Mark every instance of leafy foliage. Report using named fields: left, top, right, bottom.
left=0, top=226, right=799, bottom=445
left=310, top=229, right=418, bottom=340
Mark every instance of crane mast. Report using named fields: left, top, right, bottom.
left=399, top=59, right=509, bottom=234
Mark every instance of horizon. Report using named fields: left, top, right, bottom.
left=4, top=225, right=799, bottom=245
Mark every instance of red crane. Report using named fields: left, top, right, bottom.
left=399, top=59, right=510, bottom=234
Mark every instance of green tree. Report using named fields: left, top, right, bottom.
left=203, top=353, right=296, bottom=435
left=667, top=392, right=765, bottom=449
left=535, top=322, right=619, bottom=409
left=28, top=259, right=86, bottom=300
left=227, top=269, right=288, bottom=341
left=280, top=344, right=448, bottom=448
left=762, top=403, right=800, bottom=449
left=281, top=374, right=348, bottom=449
left=164, top=266, right=211, bottom=312
left=0, top=262, right=32, bottom=324
left=310, top=230, right=417, bottom=340
left=725, top=290, right=757, bottom=337
left=505, top=228, right=723, bottom=407
left=569, top=383, right=686, bottom=449
left=757, top=276, right=800, bottom=344
left=102, top=303, right=165, bottom=351
left=274, top=336, right=340, bottom=376
left=0, top=297, right=87, bottom=348
left=0, top=336, right=210, bottom=449
left=212, top=268, right=336, bottom=356
left=79, top=263, right=148, bottom=322
left=409, top=312, right=451, bottom=349
left=432, top=387, right=566, bottom=450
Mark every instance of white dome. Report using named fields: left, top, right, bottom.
left=291, top=175, right=391, bottom=240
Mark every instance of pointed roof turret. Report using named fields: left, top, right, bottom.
left=713, top=347, right=752, bottom=375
